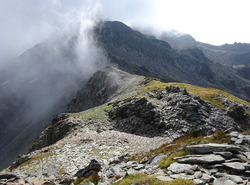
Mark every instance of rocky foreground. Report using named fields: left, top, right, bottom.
left=1, top=67, right=250, bottom=185
left=0, top=131, right=250, bottom=185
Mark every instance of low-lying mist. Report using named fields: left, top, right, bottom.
left=0, top=4, right=108, bottom=169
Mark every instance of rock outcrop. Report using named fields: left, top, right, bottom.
left=1, top=131, right=250, bottom=185
left=166, top=141, right=250, bottom=184
left=109, top=86, right=249, bottom=137
left=1, top=67, right=250, bottom=185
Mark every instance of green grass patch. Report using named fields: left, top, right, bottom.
left=68, top=104, right=112, bottom=122
left=112, top=173, right=195, bottom=185
left=166, top=82, right=250, bottom=111
left=15, top=153, right=53, bottom=169
left=136, top=79, right=249, bottom=112
left=130, top=130, right=231, bottom=163
left=59, top=167, right=65, bottom=175
left=74, top=174, right=100, bottom=185
left=159, top=150, right=189, bottom=169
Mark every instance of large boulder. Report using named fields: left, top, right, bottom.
left=177, top=154, right=225, bottom=164
left=186, top=143, right=240, bottom=154
left=74, top=159, right=102, bottom=178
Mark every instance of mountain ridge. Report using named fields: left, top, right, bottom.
left=1, top=66, right=249, bottom=185
left=95, top=21, right=250, bottom=101
left=1, top=20, right=250, bottom=172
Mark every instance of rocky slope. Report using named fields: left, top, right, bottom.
left=95, top=21, right=250, bottom=101
left=1, top=67, right=249, bottom=185
left=1, top=20, right=250, bottom=171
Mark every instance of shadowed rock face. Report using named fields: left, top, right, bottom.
left=109, top=86, right=249, bottom=137
left=67, top=66, right=141, bottom=113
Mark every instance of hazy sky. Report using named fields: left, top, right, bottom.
left=0, top=0, right=250, bottom=61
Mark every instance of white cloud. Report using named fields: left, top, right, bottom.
left=0, top=0, right=250, bottom=62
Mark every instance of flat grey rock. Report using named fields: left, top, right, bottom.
left=170, top=173, right=194, bottom=180
left=150, top=153, right=166, bottom=166
left=193, top=179, right=204, bottom=185
left=194, top=171, right=202, bottom=179
left=213, top=177, right=237, bottom=185
left=223, top=162, right=246, bottom=171
left=213, top=151, right=232, bottom=159
left=244, top=152, right=250, bottom=160
left=167, top=163, right=192, bottom=173
left=177, top=154, right=225, bottom=164
left=187, top=143, right=240, bottom=154
left=201, top=173, right=214, bottom=183
left=227, top=175, right=243, bottom=184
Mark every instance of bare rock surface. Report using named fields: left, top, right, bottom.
left=186, top=143, right=241, bottom=154
left=177, top=154, right=225, bottom=164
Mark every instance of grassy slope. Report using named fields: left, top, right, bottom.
left=66, top=78, right=249, bottom=130
left=130, top=131, right=231, bottom=164
left=143, top=79, right=250, bottom=109
left=113, top=173, right=195, bottom=185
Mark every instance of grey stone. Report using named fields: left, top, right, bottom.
left=126, top=168, right=136, bottom=175
left=191, top=164, right=199, bottom=171
left=194, top=171, right=202, bottom=179
left=156, top=176, right=173, bottom=182
left=126, top=161, right=137, bottom=169
left=74, top=159, right=101, bottom=178
left=223, top=162, right=246, bottom=171
left=185, top=169, right=195, bottom=175
left=167, top=163, right=193, bottom=173
left=227, top=175, right=243, bottom=184
left=201, top=174, right=214, bottom=183
left=106, top=170, right=114, bottom=178
left=133, top=164, right=144, bottom=170
left=209, top=168, right=218, bottom=175
left=150, top=153, right=166, bottom=166
left=231, top=137, right=238, bottom=142
left=193, top=179, right=204, bottom=185
left=186, top=143, right=240, bottom=154
left=229, top=131, right=239, bottom=137
left=110, top=166, right=123, bottom=176
left=244, top=152, right=250, bottom=160
left=235, top=138, right=243, bottom=144
left=225, top=158, right=241, bottom=163
left=177, top=154, right=225, bottom=164
left=214, top=172, right=227, bottom=178
left=213, top=177, right=237, bottom=185
left=213, top=151, right=233, bottom=159
left=155, top=169, right=165, bottom=176
left=170, top=173, right=194, bottom=180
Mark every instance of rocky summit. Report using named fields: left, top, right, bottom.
left=1, top=67, right=250, bottom=185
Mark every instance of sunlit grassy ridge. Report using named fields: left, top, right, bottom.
left=140, top=79, right=250, bottom=112
left=130, top=131, right=231, bottom=164
left=112, top=173, right=195, bottom=185
left=68, top=78, right=249, bottom=123
left=67, top=104, right=112, bottom=122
